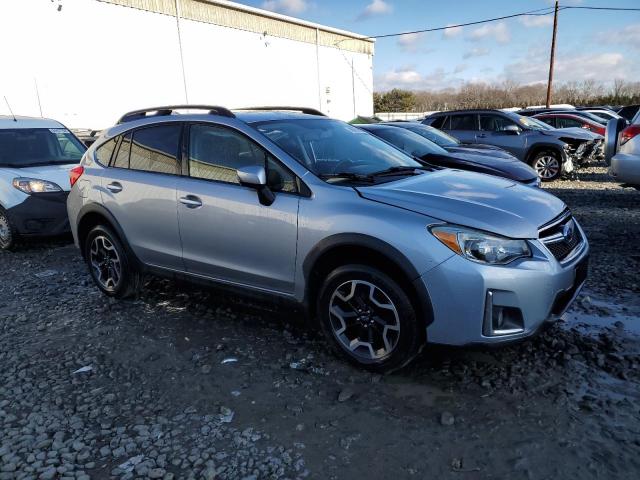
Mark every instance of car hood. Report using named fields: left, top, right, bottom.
left=555, top=127, right=603, bottom=140
left=538, top=128, right=594, bottom=141
left=423, top=152, right=537, bottom=183
left=356, top=169, right=565, bottom=239
left=2, top=163, right=76, bottom=192
left=446, top=144, right=515, bottom=159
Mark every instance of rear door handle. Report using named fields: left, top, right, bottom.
left=106, top=182, right=122, bottom=193
left=179, top=195, right=203, bottom=209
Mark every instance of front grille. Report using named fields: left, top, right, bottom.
left=539, top=210, right=584, bottom=262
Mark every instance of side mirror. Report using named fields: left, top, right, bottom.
left=237, top=165, right=275, bottom=206
left=503, top=125, right=520, bottom=135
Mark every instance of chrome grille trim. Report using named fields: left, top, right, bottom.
left=538, top=210, right=585, bottom=263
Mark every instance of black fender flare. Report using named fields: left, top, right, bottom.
left=75, top=203, right=140, bottom=266
left=525, top=143, right=566, bottom=165
left=302, top=233, right=434, bottom=327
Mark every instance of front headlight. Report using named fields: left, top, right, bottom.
left=430, top=225, right=531, bottom=265
left=12, top=177, right=62, bottom=194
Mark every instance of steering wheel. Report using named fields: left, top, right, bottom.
left=331, top=160, right=369, bottom=174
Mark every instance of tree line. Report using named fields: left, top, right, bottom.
left=373, top=80, right=640, bottom=113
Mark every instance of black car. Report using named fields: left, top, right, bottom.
left=357, top=124, right=540, bottom=187
left=617, top=104, right=640, bottom=122
left=382, top=122, right=517, bottom=160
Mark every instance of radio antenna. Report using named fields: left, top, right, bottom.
left=3, top=97, right=17, bottom=122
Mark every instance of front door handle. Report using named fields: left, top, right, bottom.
left=106, top=182, right=122, bottom=193
left=179, top=195, right=203, bottom=209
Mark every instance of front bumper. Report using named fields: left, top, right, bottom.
left=6, top=192, right=70, bottom=236
left=419, top=234, right=589, bottom=346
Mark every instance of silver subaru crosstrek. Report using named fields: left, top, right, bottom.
left=67, top=106, right=589, bottom=371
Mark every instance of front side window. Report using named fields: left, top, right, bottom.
left=254, top=119, right=422, bottom=179
left=0, top=128, right=86, bottom=168
left=479, top=115, right=518, bottom=132
left=449, top=114, right=477, bottom=131
left=189, top=124, right=297, bottom=193
left=129, top=125, right=181, bottom=175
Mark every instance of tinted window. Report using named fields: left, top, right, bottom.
left=557, top=117, right=583, bottom=128
left=96, top=137, right=117, bottom=165
left=112, top=133, right=132, bottom=169
left=479, top=114, right=518, bottom=132
left=404, top=125, right=459, bottom=147
left=371, top=127, right=447, bottom=156
left=0, top=128, right=86, bottom=168
left=429, top=116, right=447, bottom=129
left=189, top=124, right=297, bottom=193
left=129, top=125, right=181, bottom=175
left=449, top=114, right=477, bottom=130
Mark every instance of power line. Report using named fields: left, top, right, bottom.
left=355, top=4, right=639, bottom=41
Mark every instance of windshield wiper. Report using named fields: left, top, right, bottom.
left=318, top=172, right=375, bottom=182
left=370, top=165, right=429, bottom=177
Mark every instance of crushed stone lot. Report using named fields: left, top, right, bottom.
left=1, top=165, right=640, bottom=479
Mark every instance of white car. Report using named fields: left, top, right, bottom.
left=605, top=114, right=640, bottom=187
left=0, top=116, right=86, bottom=249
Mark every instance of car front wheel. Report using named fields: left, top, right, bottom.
left=317, top=265, right=423, bottom=372
left=0, top=208, right=16, bottom=251
left=530, top=151, right=562, bottom=181
left=84, top=225, right=141, bottom=298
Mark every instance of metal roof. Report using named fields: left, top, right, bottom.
left=0, top=116, right=64, bottom=129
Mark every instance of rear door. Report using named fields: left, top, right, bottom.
left=477, top=114, right=525, bottom=158
left=176, top=123, right=299, bottom=294
left=99, top=124, right=184, bottom=270
left=447, top=113, right=478, bottom=143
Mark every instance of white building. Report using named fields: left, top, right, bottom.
left=0, top=0, right=375, bottom=128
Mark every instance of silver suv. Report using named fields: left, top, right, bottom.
left=67, top=106, right=589, bottom=371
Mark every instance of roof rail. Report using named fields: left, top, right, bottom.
left=116, top=105, right=235, bottom=124
left=234, top=106, right=326, bottom=117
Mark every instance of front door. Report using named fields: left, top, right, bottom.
left=176, top=123, right=299, bottom=294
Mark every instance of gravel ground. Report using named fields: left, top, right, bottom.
left=1, top=166, right=639, bottom=479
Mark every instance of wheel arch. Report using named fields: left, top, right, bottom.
left=302, top=234, right=434, bottom=328
left=525, top=143, right=564, bottom=165
left=76, top=204, right=139, bottom=265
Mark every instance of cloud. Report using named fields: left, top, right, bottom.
left=468, top=22, right=510, bottom=44
left=503, top=51, right=636, bottom=85
left=597, top=23, right=640, bottom=50
left=358, top=0, right=392, bottom=20
left=397, top=32, right=433, bottom=53
left=443, top=24, right=463, bottom=38
left=463, top=47, right=490, bottom=59
left=454, top=64, right=468, bottom=74
left=375, top=66, right=466, bottom=91
left=519, top=15, right=554, bottom=28
left=261, top=0, right=308, bottom=15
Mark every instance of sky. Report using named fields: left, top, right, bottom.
left=237, top=0, right=640, bottom=92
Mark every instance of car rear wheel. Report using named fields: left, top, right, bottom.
left=85, top=225, right=141, bottom=298
left=530, top=151, right=561, bottom=181
left=0, top=208, right=16, bottom=251
left=317, top=265, right=423, bottom=372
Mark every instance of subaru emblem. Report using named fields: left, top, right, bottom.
left=562, top=221, right=574, bottom=242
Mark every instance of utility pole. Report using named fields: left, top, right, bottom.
left=545, top=1, right=559, bottom=108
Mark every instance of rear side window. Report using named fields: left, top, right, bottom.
left=129, top=125, right=181, bottom=175
left=429, top=116, right=447, bottom=129
left=112, top=133, right=132, bottom=169
left=479, top=114, right=517, bottom=131
left=558, top=117, right=583, bottom=128
left=95, top=137, right=117, bottom=165
left=449, top=114, right=477, bottom=130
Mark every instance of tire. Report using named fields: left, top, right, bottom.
left=530, top=150, right=562, bottom=182
left=84, top=225, right=141, bottom=298
left=0, top=207, right=16, bottom=251
left=316, top=264, right=423, bottom=372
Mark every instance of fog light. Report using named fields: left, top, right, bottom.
left=483, top=291, right=525, bottom=336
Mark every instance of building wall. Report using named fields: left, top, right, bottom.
left=0, top=0, right=374, bottom=128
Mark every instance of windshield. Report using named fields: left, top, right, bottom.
left=506, top=112, right=553, bottom=131
left=368, top=127, right=448, bottom=157
left=400, top=124, right=460, bottom=147
left=0, top=128, right=86, bottom=167
left=253, top=119, right=422, bottom=179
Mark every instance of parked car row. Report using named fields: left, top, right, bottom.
left=0, top=106, right=591, bottom=372
left=421, top=109, right=603, bottom=181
